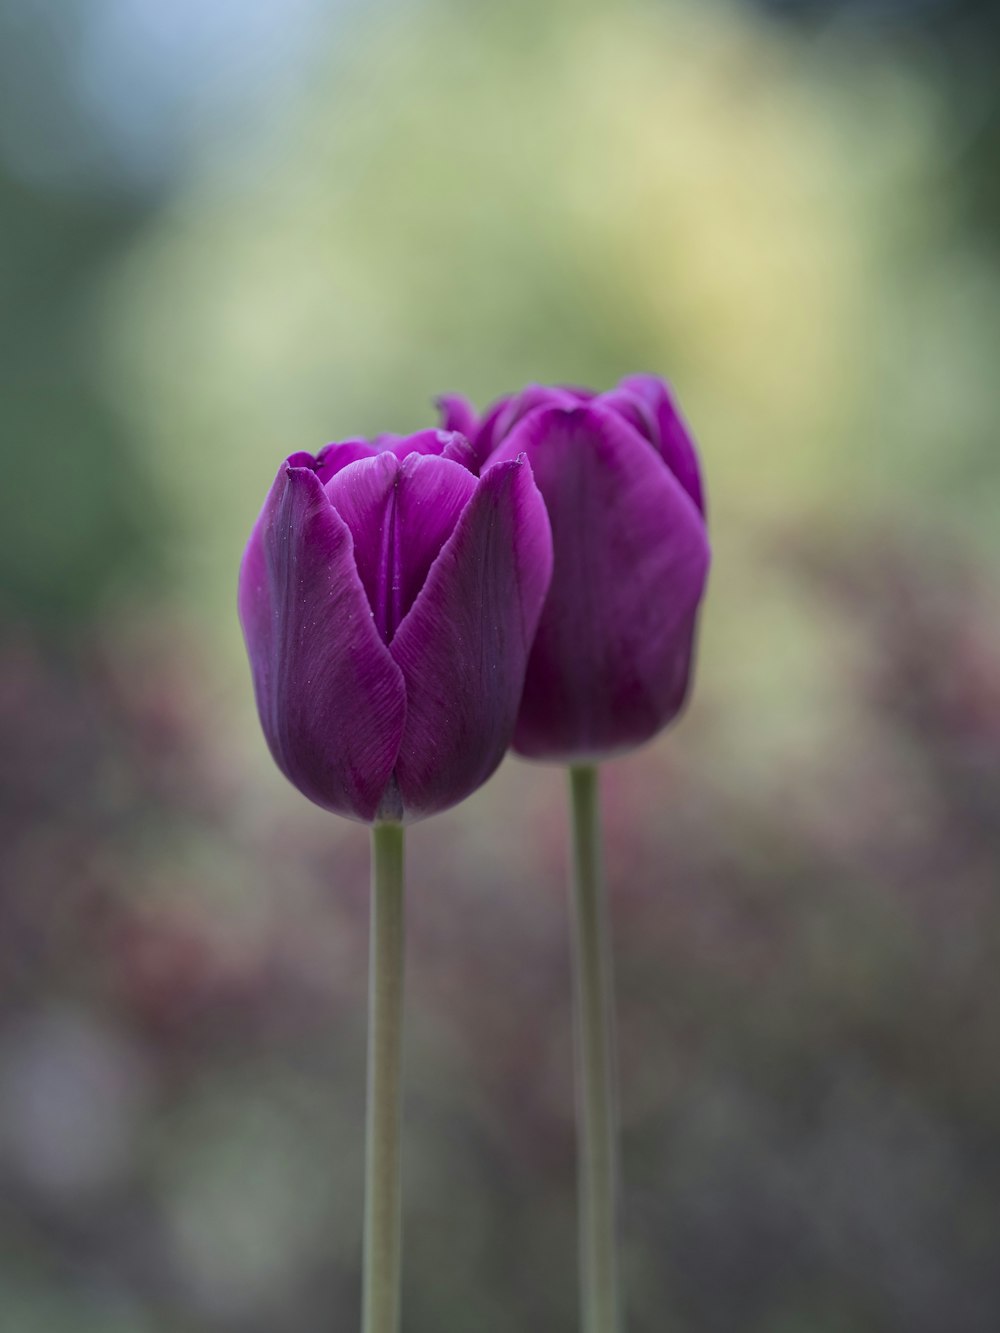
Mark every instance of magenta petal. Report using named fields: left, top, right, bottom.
left=315, top=439, right=378, bottom=484
left=374, top=428, right=474, bottom=469
left=463, top=386, right=583, bottom=470
left=465, top=397, right=509, bottom=465
left=392, top=454, right=478, bottom=620
left=617, top=374, right=704, bottom=514
left=326, top=453, right=477, bottom=642
left=597, top=386, right=660, bottom=448
left=388, top=456, right=553, bottom=820
left=493, top=383, right=580, bottom=444
left=387, top=428, right=477, bottom=471
left=435, top=394, right=480, bottom=441
left=436, top=433, right=479, bottom=470
left=324, top=453, right=398, bottom=639
left=492, top=403, right=709, bottom=760
left=238, top=460, right=406, bottom=821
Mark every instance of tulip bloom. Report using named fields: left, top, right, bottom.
left=442, top=375, right=709, bottom=1333
left=238, top=428, right=553, bottom=822
left=239, top=424, right=552, bottom=1333
left=440, top=375, right=710, bottom=760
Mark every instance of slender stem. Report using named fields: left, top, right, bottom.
left=363, top=822, right=406, bottom=1333
left=568, top=763, right=623, bottom=1333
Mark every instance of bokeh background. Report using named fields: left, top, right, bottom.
left=3, top=0, right=1000, bottom=1329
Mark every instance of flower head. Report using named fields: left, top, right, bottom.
left=440, top=377, right=709, bottom=761
left=239, top=429, right=552, bottom=821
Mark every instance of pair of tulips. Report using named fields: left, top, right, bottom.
left=239, top=375, right=710, bottom=1333
left=240, top=375, right=708, bottom=809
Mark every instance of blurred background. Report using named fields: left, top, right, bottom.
left=2, top=0, right=1000, bottom=1329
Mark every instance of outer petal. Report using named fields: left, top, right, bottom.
left=491, top=403, right=709, bottom=760
left=617, top=374, right=704, bottom=514
left=388, top=456, right=553, bottom=819
left=238, top=460, right=406, bottom=821
left=326, top=452, right=477, bottom=642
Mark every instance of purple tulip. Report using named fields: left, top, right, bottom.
left=238, top=429, right=553, bottom=822
left=440, top=376, right=709, bottom=760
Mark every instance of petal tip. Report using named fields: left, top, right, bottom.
left=284, top=451, right=320, bottom=479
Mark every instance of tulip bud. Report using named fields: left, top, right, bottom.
left=238, top=429, right=553, bottom=821
left=441, top=377, right=709, bottom=760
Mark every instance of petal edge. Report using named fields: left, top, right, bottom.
left=388, top=456, right=553, bottom=819
left=238, top=461, right=406, bottom=821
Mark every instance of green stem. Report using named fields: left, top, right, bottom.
left=362, top=822, right=406, bottom=1333
left=568, top=764, right=623, bottom=1333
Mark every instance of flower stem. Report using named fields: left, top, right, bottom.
left=568, top=763, right=623, bottom=1333
left=363, top=821, right=405, bottom=1333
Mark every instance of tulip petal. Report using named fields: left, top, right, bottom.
left=492, top=403, right=709, bottom=759
left=314, top=440, right=378, bottom=484
left=617, top=374, right=705, bottom=514
left=436, top=433, right=479, bottom=470
left=471, top=385, right=593, bottom=469
left=597, top=386, right=660, bottom=447
left=493, top=383, right=581, bottom=444
left=373, top=428, right=478, bottom=471
left=238, top=460, right=406, bottom=821
left=326, top=453, right=477, bottom=643
left=465, top=398, right=508, bottom=464
left=389, top=456, right=553, bottom=819
left=435, top=394, right=480, bottom=441
left=324, top=453, right=397, bottom=639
